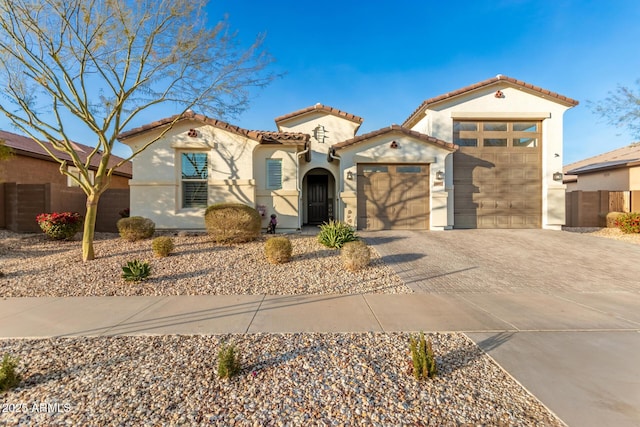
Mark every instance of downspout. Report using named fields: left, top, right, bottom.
left=328, top=148, right=342, bottom=222
left=296, top=142, right=311, bottom=230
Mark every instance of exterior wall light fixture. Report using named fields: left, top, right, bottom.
left=346, top=171, right=354, bottom=180
left=435, top=170, right=445, bottom=181
left=553, top=172, right=563, bottom=181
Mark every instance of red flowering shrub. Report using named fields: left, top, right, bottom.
left=615, top=212, right=640, bottom=234
left=36, top=212, right=83, bottom=240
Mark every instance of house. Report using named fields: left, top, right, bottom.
left=563, top=142, right=640, bottom=192
left=0, top=130, right=132, bottom=232
left=118, top=75, right=577, bottom=231
left=563, top=143, right=640, bottom=226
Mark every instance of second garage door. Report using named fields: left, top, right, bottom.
left=453, top=120, right=542, bottom=228
left=357, top=164, right=430, bottom=230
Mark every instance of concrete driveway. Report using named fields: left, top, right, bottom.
left=362, top=229, right=640, bottom=427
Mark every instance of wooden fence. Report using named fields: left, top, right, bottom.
left=1, top=182, right=129, bottom=233
left=565, top=190, right=639, bottom=227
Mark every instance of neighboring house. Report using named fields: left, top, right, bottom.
left=119, top=75, right=577, bottom=231
left=563, top=142, right=640, bottom=192
left=562, top=142, right=640, bottom=226
left=0, top=130, right=132, bottom=232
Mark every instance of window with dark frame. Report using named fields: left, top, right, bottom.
left=181, top=152, right=208, bottom=208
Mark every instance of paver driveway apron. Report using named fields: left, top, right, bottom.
left=362, top=229, right=640, bottom=427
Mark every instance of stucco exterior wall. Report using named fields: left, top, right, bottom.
left=410, top=84, right=572, bottom=229
left=277, top=112, right=359, bottom=148
left=630, top=166, right=640, bottom=191
left=277, top=111, right=355, bottom=227
left=572, top=169, right=631, bottom=192
left=126, top=120, right=263, bottom=229
left=254, top=146, right=300, bottom=230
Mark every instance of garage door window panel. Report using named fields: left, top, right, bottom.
left=453, top=121, right=541, bottom=148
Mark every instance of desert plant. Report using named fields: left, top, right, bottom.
left=152, top=236, right=175, bottom=257
left=615, top=212, right=640, bottom=234
left=341, top=240, right=371, bottom=271
left=409, top=332, right=437, bottom=380
left=36, top=212, right=83, bottom=240
left=217, top=343, right=241, bottom=379
left=265, top=236, right=293, bottom=264
left=121, top=260, right=151, bottom=282
left=605, top=212, right=625, bottom=228
left=117, top=216, right=156, bottom=241
left=204, top=203, right=261, bottom=244
left=0, top=353, right=21, bottom=392
left=317, top=220, right=358, bottom=249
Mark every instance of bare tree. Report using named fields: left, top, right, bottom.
left=590, top=79, right=640, bottom=139
left=0, top=0, right=276, bottom=261
left=0, top=138, right=11, bottom=161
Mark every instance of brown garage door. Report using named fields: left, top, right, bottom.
left=453, top=121, right=542, bottom=229
left=357, top=164, right=430, bottom=230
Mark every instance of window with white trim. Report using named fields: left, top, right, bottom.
left=67, top=167, right=94, bottom=187
left=266, top=159, right=282, bottom=190
left=181, top=152, right=208, bottom=208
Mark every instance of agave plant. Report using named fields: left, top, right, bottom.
left=317, top=220, right=358, bottom=249
left=121, top=259, right=151, bottom=282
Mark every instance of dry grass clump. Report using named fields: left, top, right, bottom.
left=341, top=240, right=371, bottom=271
left=605, top=212, right=625, bottom=228
left=151, top=236, right=175, bottom=257
left=264, top=236, right=293, bottom=264
left=117, top=216, right=156, bottom=241
left=204, top=203, right=261, bottom=244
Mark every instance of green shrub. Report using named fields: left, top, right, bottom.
left=410, top=332, right=437, bottom=380
left=204, top=203, right=261, bottom=244
left=36, top=212, right=83, bottom=240
left=606, top=212, right=625, bottom=228
left=117, top=216, right=155, bottom=241
left=0, top=353, right=21, bottom=392
left=122, top=259, right=151, bottom=282
left=615, top=212, right=640, bottom=234
left=152, top=236, right=175, bottom=257
left=317, top=220, right=358, bottom=249
left=265, top=236, right=293, bottom=264
left=217, top=343, right=241, bottom=379
left=341, top=240, right=371, bottom=271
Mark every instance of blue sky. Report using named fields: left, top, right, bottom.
left=203, top=0, right=640, bottom=164
left=2, top=0, right=639, bottom=164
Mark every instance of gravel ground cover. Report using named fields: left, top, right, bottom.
left=0, top=231, right=409, bottom=297
left=562, top=226, right=640, bottom=244
left=0, top=333, right=563, bottom=426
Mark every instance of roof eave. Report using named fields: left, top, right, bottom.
left=403, top=75, right=579, bottom=127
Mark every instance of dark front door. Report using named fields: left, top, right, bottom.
left=307, top=175, right=328, bottom=224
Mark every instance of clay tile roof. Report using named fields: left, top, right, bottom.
left=117, top=111, right=309, bottom=144
left=274, top=103, right=364, bottom=126
left=331, top=124, right=457, bottom=152
left=403, top=75, right=580, bottom=127
left=0, top=129, right=132, bottom=177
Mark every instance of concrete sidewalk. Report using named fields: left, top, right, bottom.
left=2, top=291, right=639, bottom=338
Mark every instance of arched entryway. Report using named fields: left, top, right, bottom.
left=303, top=168, right=336, bottom=225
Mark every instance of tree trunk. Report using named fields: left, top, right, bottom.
left=82, top=193, right=100, bottom=262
